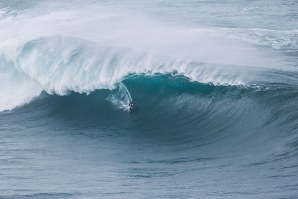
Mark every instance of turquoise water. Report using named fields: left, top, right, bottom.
left=0, top=0, right=298, bottom=198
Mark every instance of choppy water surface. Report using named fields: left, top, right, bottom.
left=0, top=0, right=298, bottom=198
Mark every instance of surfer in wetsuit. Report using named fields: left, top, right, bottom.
left=129, top=101, right=136, bottom=113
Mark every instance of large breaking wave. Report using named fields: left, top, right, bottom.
left=0, top=2, right=297, bottom=112
left=0, top=1, right=297, bottom=137
left=1, top=1, right=298, bottom=198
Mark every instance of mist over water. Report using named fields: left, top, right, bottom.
left=0, top=0, right=298, bottom=198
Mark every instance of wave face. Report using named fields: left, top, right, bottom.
left=0, top=0, right=298, bottom=198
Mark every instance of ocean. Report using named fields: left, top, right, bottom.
left=0, top=0, right=298, bottom=198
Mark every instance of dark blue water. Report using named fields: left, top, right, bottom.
left=0, top=0, right=298, bottom=198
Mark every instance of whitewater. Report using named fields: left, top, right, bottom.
left=0, top=0, right=298, bottom=198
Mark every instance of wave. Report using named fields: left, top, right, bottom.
left=11, top=74, right=298, bottom=134
left=0, top=74, right=293, bottom=164
left=0, top=3, right=297, bottom=112
left=0, top=35, right=248, bottom=111
left=1, top=35, right=298, bottom=112
left=1, top=2, right=298, bottom=198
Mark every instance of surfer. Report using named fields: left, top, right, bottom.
left=129, top=101, right=136, bottom=113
